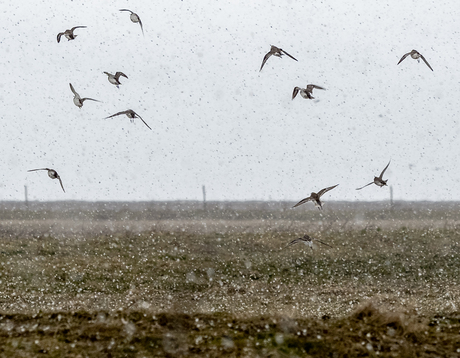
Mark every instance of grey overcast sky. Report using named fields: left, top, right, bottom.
left=1, top=0, right=459, bottom=202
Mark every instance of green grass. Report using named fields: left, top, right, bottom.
left=1, top=202, right=460, bottom=355
left=1, top=227, right=460, bottom=315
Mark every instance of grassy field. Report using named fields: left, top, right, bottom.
left=1, top=201, right=460, bottom=356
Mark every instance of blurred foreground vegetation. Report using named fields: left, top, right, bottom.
left=1, top=304, right=460, bottom=357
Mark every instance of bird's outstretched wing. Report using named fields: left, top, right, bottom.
left=119, top=9, right=133, bottom=13
left=135, top=113, right=152, bottom=130
left=379, top=160, right=391, bottom=179
left=292, top=196, right=313, bottom=208
left=286, top=237, right=306, bottom=247
left=138, top=18, right=144, bottom=35
left=81, top=97, right=101, bottom=103
left=292, top=87, right=301, bottom=100
left=69, top=83, right=78, bottom=96
left=420, top=54, right=433, bottom=71
left=308, top=85, right=326, bottom=91
left=57, top=32, right=64, bottom=43
left=397, top=52, right=410, bottom=65
left=314, top=238, right=332, bottom=248
left=280, top=49, right=298, bottom=61
left=27, top=168, right=49, bottom=172
left=57, top=177, right=65, bottom=193
left=71, top=26, right=86, bottom=31
left=115, top=72, right=128, bottom=79
left=285, top=235, right=332, bottom=249
left=105, top=110, right=129, bottom=119
left=356, top=182, right=374, bottom=190
left=317, top=184, right=339, bottom=197
left=259, top=51, right=274, bottom=72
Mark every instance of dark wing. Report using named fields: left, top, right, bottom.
left=419, top=54, right=433, bottom=71
left=81, top=97, right=101, bottom=103
left=70, top=26, right=87, bottom=31
left=286, top=238, right=304, bottom=247
left=138, top=18, right=144, bottom=35
left=292, top=87, right=300, bottom=100
left=314, top=238, right=332, bottom=248
left=379, top=160, right=391, bottom=179
left=135, top=113, right=152, bottom=130
left=115, top=72, right=128, bottom=79
left=57, top=32, right=63, bottom=43
left=292, top=196, right=313, bottom=208
left=69, top=83, right=78, bottom=96
left=397, top=52, right=410, bottom=65
left=280, top=49, right=298, bottom=62
left=259, top=50, right=274, bottom=72
left=105, top=110, right=129, bottom=119
left=355, top=182, right=374, bottom=190
left=57, top=177, right=65, bottom=193
left=27, top=168, right=50, bottom=172
left=308, top=84, right=326, bottom=91
left=119, top=9, right=133, bottom=13
left=317, top=184, right=339, bottom=197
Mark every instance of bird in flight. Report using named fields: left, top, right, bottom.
left=292, top=84, right=326, bottom=100
left=260, top=45, right=297, bottom=72
left=105, top=109, right=152, bottom=130
left=57, top=26, right=86, bottom=43
left=397, top=50, right=433, bottom=71
left=286, top=234, right=332, bottom=250
left=119, top=9, right=144, bottom=35
left=356, top=161, right=391, bottom=190
left=103, top=72, right=128, bottom=88
left=293, top=184, right=339, bottom=210
left=69, top=83, right=100, bottom=108
left=28, top=168, right=65, bottom=192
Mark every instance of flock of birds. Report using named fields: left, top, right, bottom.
left=27, top=11, right=434, bottom=253
left=258, top=46, right=432, bottom=251
left=27, top=9, right=150, bottom=192
left=55, top=10, right=150, bottom=130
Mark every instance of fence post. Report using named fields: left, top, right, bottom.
left=202, top=185, right=207, bottom=210
left=390, top=185, right=394, bottom=211
left=24, top=185, right=29, bottom=208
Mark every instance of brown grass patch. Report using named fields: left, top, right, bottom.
left=0, top=305, right=459, bottom=357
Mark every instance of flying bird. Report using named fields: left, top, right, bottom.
left=69, top=83, right=100, bottom=108
left=397, top=50, right=433, bottom=71
left=292, top=84, right=326, bottom=100
left=293, top=184, right=339, bottom=210
left=105, top=109, right=151, bottom=130
left=356, top=161, right=391, bottom=190
left=28, top=168, right=65, bottom=193
left=286, top=234, right=332, bottom=250
left=119, top=9, right=144, bottom=35
left=57, top=26, right=87, bottom=43
left=103, top=71, right=128, bottom=88
left=260, top=45, right=297, bottom=72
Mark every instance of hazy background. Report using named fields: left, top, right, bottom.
left=1, top=0, right=459, bottom=202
